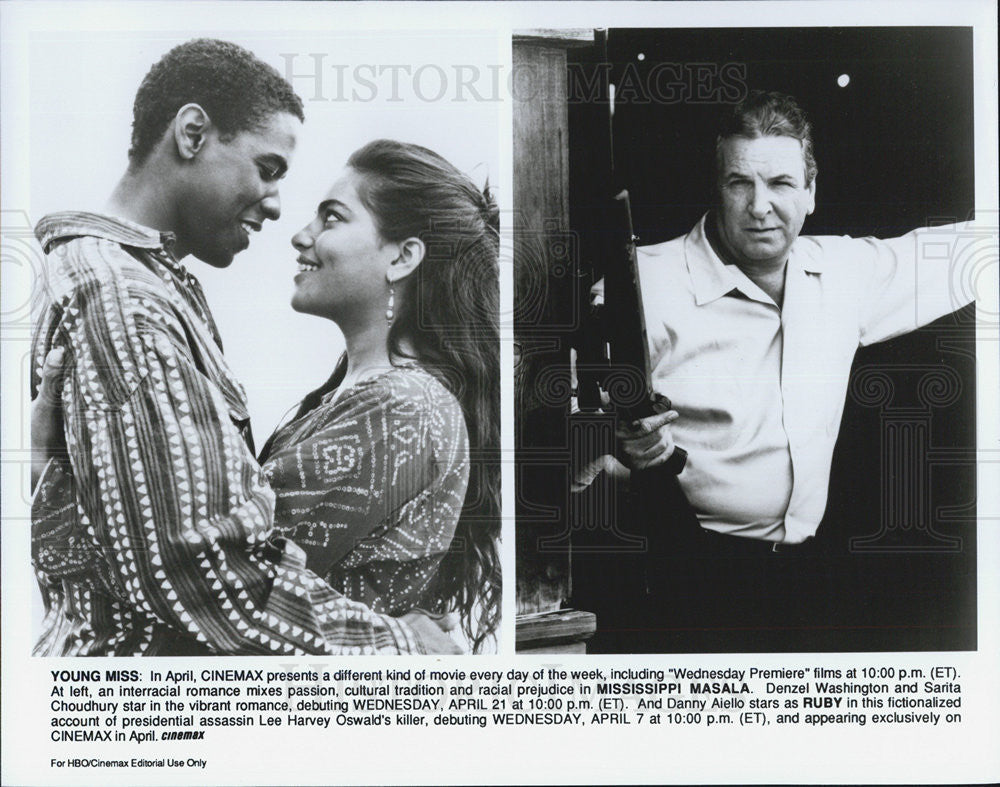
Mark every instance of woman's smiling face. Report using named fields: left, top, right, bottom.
left=290, top=168, right=396, bottom=324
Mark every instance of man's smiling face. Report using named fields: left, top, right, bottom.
left=178, top=110, right=299, bottom=267
left=714, top=134, right=816, bottom=272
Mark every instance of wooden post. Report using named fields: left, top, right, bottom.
left=514, top=30, right=597, bottom=652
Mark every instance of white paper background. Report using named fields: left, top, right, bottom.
left=2, top=1, right=997, bottom=785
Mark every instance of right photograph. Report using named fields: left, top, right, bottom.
left=514, top=27, right=982, bottom=654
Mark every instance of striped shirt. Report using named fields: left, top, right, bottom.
left=31, top=212, right=422, bottom=656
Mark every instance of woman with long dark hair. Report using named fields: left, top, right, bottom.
left=258, top=140, right=500, bottom=651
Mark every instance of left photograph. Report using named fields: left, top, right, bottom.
left=27, top=32, right=502, bottom=655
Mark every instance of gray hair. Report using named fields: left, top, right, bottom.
left=715, top=90, right=817, bottom=185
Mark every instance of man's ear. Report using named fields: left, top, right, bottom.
left=806, top=176, right=817, bottom=216
left=386, top=237, right=426, bottom=283
left=173, top=104, right=212, bottom=160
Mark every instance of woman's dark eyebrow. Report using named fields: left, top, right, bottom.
left=317, top=198, right=352, bottom=216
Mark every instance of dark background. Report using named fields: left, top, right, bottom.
left=559, top=27, right=977, bottom=652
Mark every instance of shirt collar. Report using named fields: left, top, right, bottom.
left=789, top=237, right=825, bottom=275
left=35, top=211, right=187, bottom=275
left=684, top=214, right=745, bottom=305
left=684, top=213, right=821, bottom=305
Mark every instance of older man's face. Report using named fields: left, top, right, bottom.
left=715, top=135, right=815, bottom=272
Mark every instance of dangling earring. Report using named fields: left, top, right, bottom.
left=386, top=283, right=395, bottom=323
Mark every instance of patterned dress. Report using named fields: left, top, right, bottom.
left=262, top=366, right=469, bottom=616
